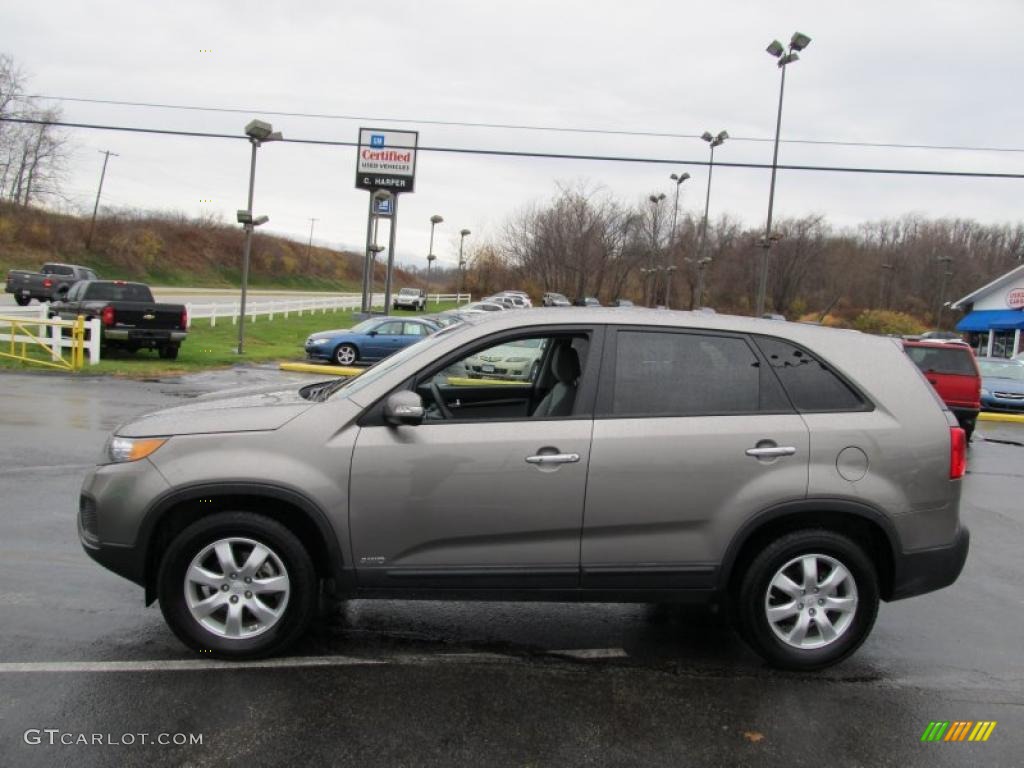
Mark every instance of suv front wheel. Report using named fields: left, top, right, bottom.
left=736, top=529, right=879, bottom=670
left=157, top=512, right=316, bottom=659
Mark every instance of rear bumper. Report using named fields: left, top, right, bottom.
left=104, top=329, right=187, bottom=343
left=889, top=525, right=970, bottom=600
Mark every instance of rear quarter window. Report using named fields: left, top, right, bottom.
left=754, top=335, right=868, bottom=412
left=904, top=346, right=977, bottom=376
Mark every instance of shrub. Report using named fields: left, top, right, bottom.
left=852, top=309, right=926, bottom=336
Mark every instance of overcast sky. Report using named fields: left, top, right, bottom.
left=6, top=0, right=1024, bottom=268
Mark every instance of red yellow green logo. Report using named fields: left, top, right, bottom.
left=921, top=721, right=997, bottom=742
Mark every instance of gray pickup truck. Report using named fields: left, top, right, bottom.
left=50, top=280, right=188, bottom=359
left=5, top=263, right=98, bottom=305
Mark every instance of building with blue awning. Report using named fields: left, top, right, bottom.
left=951, top=264, right=1024, bottom=358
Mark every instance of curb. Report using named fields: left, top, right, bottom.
left=279, top=362, right=362, bottom=377
left=978, top=411, right=1024, bottom=424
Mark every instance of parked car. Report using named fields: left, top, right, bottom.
left=393, top=287, right=426, bottom=311
left=461, top=301, right=505, bottom=313
left=500, top=290, right=534, bottom=308
left=484, top=295, right=524, bottom=309
left=5, top=263, right=97, bottom=305
left=304, top=316, right=440, bottom=365
left=49, top=280, right=187, bottom=359
left=542, top=292, right=571, bottom=307
left=976, top=357, right=1024, bottom=412
left=610, top=299, right=634, bottom=307
left=463, top=337, right=547, bottom=381
left=424, top=312, right=466, bottom=328
left=903, top=340, right=981, bottom=439
left=81, top=308, right=968, bottom=670
left=573, top=296, right=601, bottom=306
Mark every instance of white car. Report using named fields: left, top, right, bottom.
left=393, top=287, right=426, bottom=311
left=461, top=301, right=505, bottom=313
left=463, top=337, right=548, bottom=381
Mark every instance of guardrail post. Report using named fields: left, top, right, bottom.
left=210, top=304, right=217, bottom=327
left=186, top=303, right=193, bottom=329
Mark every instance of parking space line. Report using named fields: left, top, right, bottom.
left=0, top=648, right=630, bottom=673
left=0, top=463, right=95, bottom=475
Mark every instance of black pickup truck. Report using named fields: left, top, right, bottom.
left=50, top=280, right=188, bottom=359
left=5, top=263, right=98, bottom=305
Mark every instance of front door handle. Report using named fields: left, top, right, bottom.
left=525, top=453, right=580, bottom=465
left=745, top=446, right=797, bottom=458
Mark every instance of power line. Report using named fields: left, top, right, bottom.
left=4, top=115, right=1024, bottom=181
left=27, top=93, right=1024, bottom=155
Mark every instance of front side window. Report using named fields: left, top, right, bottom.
left=610, top=330, right=771, bottom=417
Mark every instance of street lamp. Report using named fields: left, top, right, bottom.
left=936, top=255, right=954, bottom=328
left=647, top=194, right=666, bottom=307
left=686, top=256, right=713, bottom=308
left=237, top=119, right=282, bottom=354
left=668, top=172, right=690, bottom=309
left=458, top=228, right=471, bottom=300
left=697, top=129, right=727, bottom=277
left=426, top=214, right=444, bottom=308
left=757, top=32, right=810, bottom=318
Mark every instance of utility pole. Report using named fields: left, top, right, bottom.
left=86, top=150, right=119, bottom=249
left=306, top=217, right=319, bottom=269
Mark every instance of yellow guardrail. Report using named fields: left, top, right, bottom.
left=0, top=314, right=86, bottom=371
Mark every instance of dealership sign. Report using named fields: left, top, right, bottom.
left=355, top=129, right=418, bottom=193
left=1008, top=287, right=1024, bottom=309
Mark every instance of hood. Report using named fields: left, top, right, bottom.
left=983, top=376, right=1024, bottom=394
left=118, top=386, right=314, bottom=437
left=308, top=328, right=351, bottom=339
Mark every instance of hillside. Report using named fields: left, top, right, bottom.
left=0, top=202, right=427, bottom=291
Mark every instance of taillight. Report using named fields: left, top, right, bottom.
left=949, top=427, right=967, bottom=479
left=43, top=278, right=53, bottom=289
left=180, top=307, right=188, bottom=329
left=101, top=306, right=116, bottom=327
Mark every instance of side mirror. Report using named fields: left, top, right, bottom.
left=383, top=391, right=425, bottom=426
left=368, top=330, right=378, bottom=336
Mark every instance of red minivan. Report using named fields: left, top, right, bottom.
left=903, top=340, right=982, bottom=439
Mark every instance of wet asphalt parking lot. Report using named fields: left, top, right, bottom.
left=0, top=367, right=1022, bottom=767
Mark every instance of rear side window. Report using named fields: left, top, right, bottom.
left=609, top=330, right=790, bottom=417
left=904, top=346, right=976, bottom=376
left=42, top=264, right=73, bottom=276
left=754, top=336, right=867, bottom=412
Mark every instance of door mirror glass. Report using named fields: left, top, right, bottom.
left=384, top=391, right=425, bottom=426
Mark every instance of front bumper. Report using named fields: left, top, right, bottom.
left=889, top=525, right=970, bottom=600
left=981, top=395, right=1024, bottom=412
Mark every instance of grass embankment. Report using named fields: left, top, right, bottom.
left=0, top=302, right=460, bottom=377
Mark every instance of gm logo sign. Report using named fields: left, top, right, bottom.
left=370, top=134, right=385, bottom=148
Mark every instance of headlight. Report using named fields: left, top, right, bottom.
left=309, top=338, right=329, bottom=345
left=981, top=388, right=990, bottom=396
left=108, top=436, right=167, bottom=463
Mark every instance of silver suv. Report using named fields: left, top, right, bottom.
left=79, top=309, right=969, bottom=669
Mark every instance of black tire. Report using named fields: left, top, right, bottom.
left=958, top=416, right=976, bottom=442
left=736, top=529, right=879, bottom=670
left=159, top=344, right=179, bottom=360
left=14, top=294, right=31, bottom=306
left=333, top=343, right=358, bottom=366
left=157, top=511, right=317, bottom=659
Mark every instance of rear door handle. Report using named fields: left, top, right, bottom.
left=745, top=446, right=797, bottom=458
left=525, top=453, right=580, bottom=465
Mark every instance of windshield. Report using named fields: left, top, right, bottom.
left=346, top=319, right=379, bottom=334
left=979, top=360, right=1024, bottom=381
left=399, top=288, right=418, bottom=295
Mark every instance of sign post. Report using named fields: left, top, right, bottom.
left=356, top=129, right=418, bottom=315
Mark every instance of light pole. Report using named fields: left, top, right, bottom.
left=236, top=119, right=282, bottom=355
left=426, top=214, right=443, bottom=308
left=306, top=217, right=318, bottom=269
left=878, top=262, right=895, bottom=308
left=663, top=265, right=677, bottom=307
left=648, top=194, right=666, bottom=307
left=686, top=256, right=713, bottom=308
left=86, top=150, right=119, bottom=249
left=757, top=31, right=811, bottom=318
left=667, top=173, right=690, bottom=309
left=936, top=255, right=954, bottom=328
left=458, top=228, right=471, bottom=300
left=698, top=130, right=727, bottom=258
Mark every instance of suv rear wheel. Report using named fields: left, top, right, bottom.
left=157, top=512, right=316, bottom=659
left=736, top=529, right=879, bottom=670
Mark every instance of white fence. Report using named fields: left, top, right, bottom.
left=184, top=293, right=472, bottom=328
left=0, top=304, right=101, bottom=365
